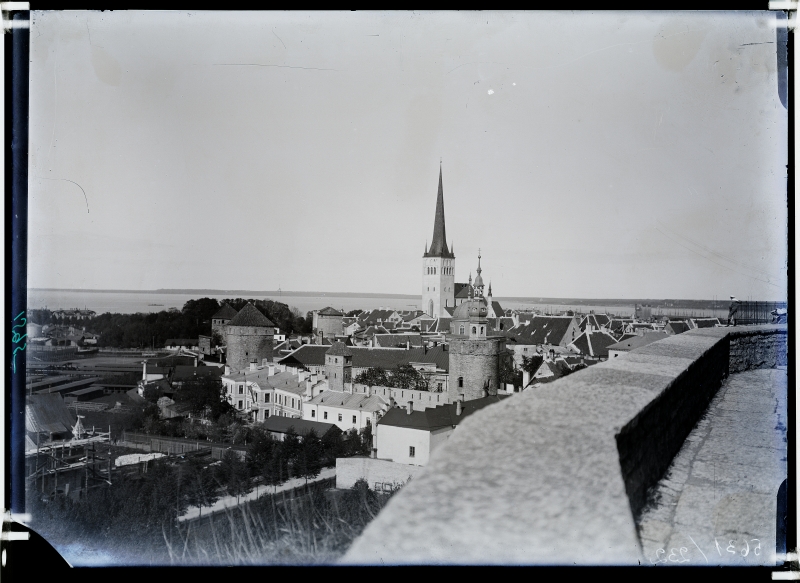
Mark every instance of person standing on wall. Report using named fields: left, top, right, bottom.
left=727, top=296, right=740, bottom=327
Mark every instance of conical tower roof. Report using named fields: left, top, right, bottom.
left=212, top=302, right=238, bottom=320
left=424, top=165, right=454, bottom=258
left=227, top=302, right=275, bottom=327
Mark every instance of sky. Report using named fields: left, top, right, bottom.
left=27, top=11, right=788, bottom=300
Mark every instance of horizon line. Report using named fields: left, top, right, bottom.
left=26, top=288, right=784, bottom=304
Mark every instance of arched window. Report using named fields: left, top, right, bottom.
left=481, top=326, right=485, bottom=334
left=460, top=325, right=465, bottom=335
left=472, top=326, right=476, bottom=334
left=458, top=377, right=463, bottom=388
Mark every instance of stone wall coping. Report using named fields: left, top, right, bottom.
left=342, top=325, right=787, bottom=565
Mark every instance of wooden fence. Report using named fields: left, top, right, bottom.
left=121, top=430, right=246, bottom=460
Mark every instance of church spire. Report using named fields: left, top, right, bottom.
left=426, top=164, right=453, bottom=258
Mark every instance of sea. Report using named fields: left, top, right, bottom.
left=25, top=289, right=732, bottom=320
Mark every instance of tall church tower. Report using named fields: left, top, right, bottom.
left=422, top=164, right=456, bottom=318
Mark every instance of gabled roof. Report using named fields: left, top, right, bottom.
left=426, top=318, right=452, bottom=333
left=227, top=303, right=275, bottom=327
left=26, top=394, right=76, bottom=435
left=377, top=395, right=508, bottom=430
left=607, top=331, right=668, bottom=352
left=357, top=309, right=400, bottom=327
left=443, top=306, right=455, bottom=317
left=212, top=303, right=238, bottom=320
left=488, top=301, right=504, bottom=318
left=579, top=314, right=611, bottom=332
left=261, top=416, right=339, bottom=437
left=504, top=316, right=577, bottom=346
left=317, top=306, right=344, bottom=316
left=569, top=330, right=619, bottom=358
left=665, top=321, right=690, bottom=334
left=454, top=284, right=471, bottom=299
left=279, top=345, right=450, bottom=373
left=496, top=317, right=515, bottom=331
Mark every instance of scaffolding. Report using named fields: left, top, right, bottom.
left=26, top=428, right=112, bottom=499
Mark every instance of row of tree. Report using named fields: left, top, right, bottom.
left=28, top=298, right=314, bottom=349
left=354, top=364, right=433, bottom=391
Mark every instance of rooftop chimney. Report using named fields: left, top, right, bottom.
left=224, top=365, right=231, bottom=375
left=406, top=401, right=413, bottom=415
left=456, top=399, right=462, bottom=416
left=298, top=370, right=307, bottom=382
left=268, top=364, right=276, bottom=377
left=250, top=361, right=257, bottom=371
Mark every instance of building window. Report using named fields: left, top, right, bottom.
left=352, top=415, right=357, bottom=424
left=409, top=446, right=415, bottom=458
left=481, top=326, right=485, bottom=334
left=437, top=382, right=442, bottom=391
left=238, top=385, right=243, bottom=394
left=458, top=377, right=463, bottom=388
left=472, top=326, right=476, bottom=334
left=265, top=393, right=270, bottom=403
left=238, top=400, right=243, bottom=409
left=366, top=418, right=371, bottom=427
left=460, top=326, right=465, bottom=335
left=324, top=411, right=328, bottom=420
left=311, top=410, right=315, bottom=418
left=338, top=414, right=343, bottom=422
left=265, top=410, right=269, bottom=418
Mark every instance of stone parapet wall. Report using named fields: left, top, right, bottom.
left=728, top=327, right=788, bottom=372
left=342, top=324, right=786, bottom=565
left=336, top=457, right=423, bottom=491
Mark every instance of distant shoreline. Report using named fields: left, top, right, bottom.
left=29, top=288, right=419, bottom=299
left=25, top=288, right=774, bottom=308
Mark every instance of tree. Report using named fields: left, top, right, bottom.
left=346, top=309, right=364, bottom=317
left=499, top=351, right=522, bottom=390
left=520, top=354, right=544, bottom=376
left=321, top=427, right=345, bottom=464
left=354, top=367, right=390, bottom=387
left=389, top=364, right=428, bottom=390
left=359, top=424, right=373, bottom=457
left=180, top=456, right=220, bottom=511
left=174, top=376, right=234, bottom=422
left=210, top=331, right=224, bottom=348
left=282, top=428, right=302, bottom=479
left=141, top=383, right=164, bottom=403
left=297, top=429, right=323, bottom=484
left=246, top=428, right=276, bottom=476
left=213, top=450, right=250, bottom=498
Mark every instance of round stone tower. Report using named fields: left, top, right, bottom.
left=447, top=252, right=503, bottom=402
left=225, top=302, right=275, bottom=372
